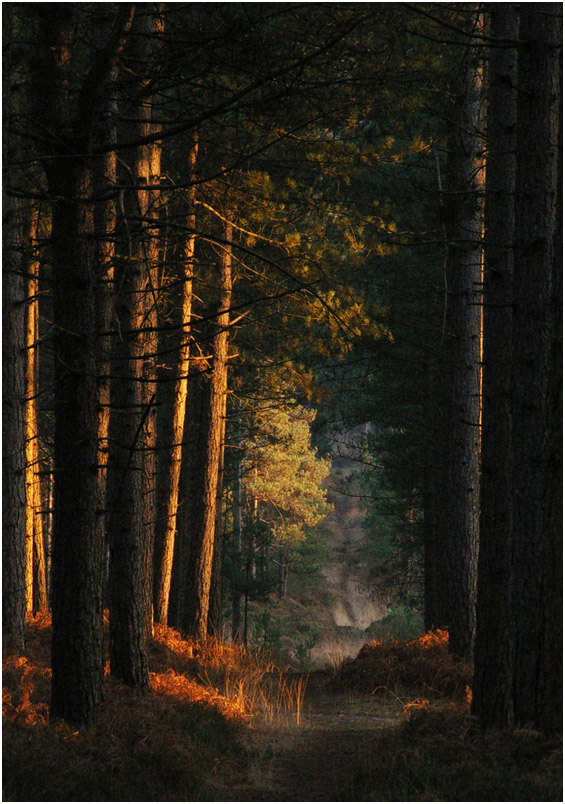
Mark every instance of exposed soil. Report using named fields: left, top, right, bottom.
left=201, top=673, right=402, bottom=802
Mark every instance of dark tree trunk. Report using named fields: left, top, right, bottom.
left=34, top=6, right=105, bottom=726
left=231, top=430, right=243, bottom=642
left=49, top=155, right=106, bottom=724
left=424, top=358, right=450, bottom=630
left=3, top=12, right=28, bottom=649
left=31, top=3, right=134, bottom=725
left=207, top=389, right=228, bottom=637
left=472, top=2, right=519, bottom=730
left=509, top=2, right=561, bottom=733
left=444, top=10, right=484, bottom=657
left=107, top=5, right=163, bottom=685
left=171, top=369, right=205, bottom=632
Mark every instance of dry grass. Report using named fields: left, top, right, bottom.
left=3, top=615, right=312, bottom=801
left=4, top=621, right=561, bottom=802
left=2, top=615, right=285, bottom=801
left=150, top=622, right=307, bottom=725
left=333, top=628, right=473, bottom=701
left=324, top=630, right=561, bottom=801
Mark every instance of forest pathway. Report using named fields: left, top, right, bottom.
left=201, top=674, right=401, bottom=802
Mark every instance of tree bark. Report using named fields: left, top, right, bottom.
left=108, top=5, right=163, bottom=686
left=182, top=220, right=233, bottom=640
left=2, top=9, right=28, bottom=649
left=510, top=2, right=561, bottom=733
left=231, top=418, right=243, bottom=642
left=472, top=2, right=519, bottom=730
left=25, top=211, right=47, bottom=615
left=153, top=136, right=198, bottom=625
left=444, top=9, right=484, bottom=657
left=31, top=3, right=135, bottom=726
left=207, top=386, right=228, bottom=636
left=92, top=5, right=121, bottom=600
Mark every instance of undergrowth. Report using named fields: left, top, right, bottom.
left=4, top=620, right=561, bottom=802
left=3, top=613, right=302, bottom=802
left=333, top=628, right=473, bottom=701
left=329, top=629, right=562, bottom=802
left=338, top=705, right=562, bottom=802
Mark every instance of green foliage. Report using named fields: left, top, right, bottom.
left=288, top=527, right=328, bottom=588
left=251, top=609, right=283, bottom=654
left=242, top=403, right=332, bottom=545
left=368, top=603, right=423, bottom=642
left=247, top=603, right=322, bottom=669
left=359, top=428, right=425, bottom=610
left=293, top=622, right=322, bottom=669
left=224, top=399, right=332, bottom=611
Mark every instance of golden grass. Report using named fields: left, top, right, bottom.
left=150, top=669, right=247, bottom=720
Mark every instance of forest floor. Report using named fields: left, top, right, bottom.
left=3, top=618, right=562, bottom=802
left=201, top=673, right=404, bottom=801
left=200, top=666, right=563, bottom=802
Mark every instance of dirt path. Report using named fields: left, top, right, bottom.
left=201, top=676, right=401, bottom=802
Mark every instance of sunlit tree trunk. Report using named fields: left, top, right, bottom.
left=92, top=5, right=120, bottom=598
left=108, top=5, right=163, bottom=685
left=509, top=2, right=561, bottom=732
left=25, top=211, right=47, bottom=615
left=154, top=136, right=198, bottom=625
left=472, top=2, right=519, bottom=730
left=207, top=390, right=228, bottom=636
left=444, top=9, right=484, bottom=657
left=231, top=421, right=243, bottom=642
left=183, top=220, right=233, bottom=640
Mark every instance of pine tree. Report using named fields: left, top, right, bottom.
left=473, top=2, right=519, bottom=730
left=30, top=3, right=134, bottom=726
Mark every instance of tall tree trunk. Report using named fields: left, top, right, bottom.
left=34, top=6, right=104, bottom=725
left=207, top=387, right=228, bottom=636
left=49, top=142, right=105, bottom=727
left=154, top=136, right=198, bottom=625
left=92, top=5, right=121, bottom=601
left=510, top=2, right=561, bottom=733
left=231, top=420, right=243, bottom=642
left=424, top=355, right=450, bottom=630
left=108, top=5, right=163, bottom=685
left=472, top=2, right=519, bottom=730
left=32, top=3, right=134, bottom=726
left=183, top=221, right=233, bottom=640
left=3, top=10, right=28, bottom=649
left=444, top=10, right=484, bottom=657
left=25, top=211, right=48, bottom=615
